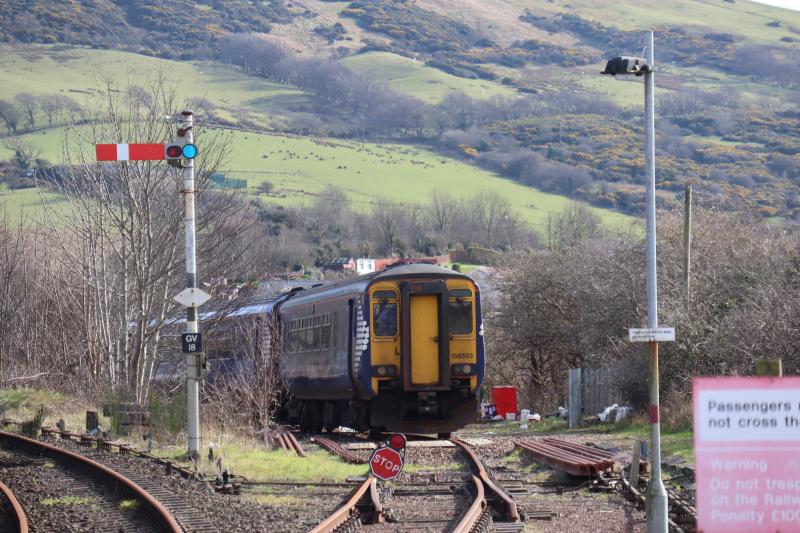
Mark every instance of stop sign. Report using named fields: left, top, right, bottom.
left=370, top=446, right=404, bottom=481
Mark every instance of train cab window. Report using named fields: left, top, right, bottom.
left=448, top=289, right=473, bottom=335
left=372, top=290, right=398, bottom=337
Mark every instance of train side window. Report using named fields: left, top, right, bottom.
left=448, top=289, right=473, bottom=335
left=372, top=290, right=397, bottom=337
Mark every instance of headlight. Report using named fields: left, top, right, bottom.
left=370, top=365, right=397, bottom=377
left=451, top=364, right=475, bottom=376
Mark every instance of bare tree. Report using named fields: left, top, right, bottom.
left=0, top=100, right=21, bottom=133
left=2, top=138, right=42, bottom=169
left=545, top=201, right=603, bottom=251
left=36, top=78, right=265, bottom=404
left=204, top=313, right=283, bottom=436
left=464, top=191, right=513, bottom=248
left=429, top=189, right=458, bottom=235
left=15, top=93, right=40, bottom=130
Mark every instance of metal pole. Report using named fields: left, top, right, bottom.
left=683, top=184, right=692, bottom=299
left=181, top=109, right=201, bottom=458
left=644, top=30, right=668, bottom=533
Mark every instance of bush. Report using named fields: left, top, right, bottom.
left=20, top=405, right=47, bottom=437
left=147, top=391, right=185, bottom=437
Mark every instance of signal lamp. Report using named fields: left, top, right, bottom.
left=182, top=143, right=198, bottom=159
left=165, top=144, right=183, bottom=159
left=389, top=433, right=406, bottom=450
left=601, top=56, right=651, bottom=76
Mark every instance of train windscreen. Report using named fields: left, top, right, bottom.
left=448, top=289, right=473, bottom=335
left=373, top=290, right=398, bottom=337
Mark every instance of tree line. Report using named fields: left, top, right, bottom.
left=0, top=92, right=83, bottom=133
left=487, top=208, right=800, bottom=424
left=254, top=185, right=538, bottom=273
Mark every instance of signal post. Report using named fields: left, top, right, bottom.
left=602, top=31, right=672, bottom=533
left=96, top=112, right=208, bottom=458
left=179, top=110, right=201, bottom=458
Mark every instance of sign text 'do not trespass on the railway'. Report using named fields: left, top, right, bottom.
left=693, top=377, right=800, bottom=533
left=628, top=327, right=675, bottom=342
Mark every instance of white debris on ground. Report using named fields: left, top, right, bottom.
left=598, top=404, right=633, bottom=423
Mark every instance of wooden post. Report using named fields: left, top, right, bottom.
left=755, top=359, right=783, bottom=377
left=86, top=411, right=99, bottom=432
left=630, top=440, right=642, bottom=489
left=683, top=184, right=692, bottom=299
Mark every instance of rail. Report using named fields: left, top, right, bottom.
left=309, top=476, right=378, bottom=533
left=450, top=436, right=521, bottom=523
left=314, top=436, right=368, bottom=464
left=0, top=480, right=28, bottom=533
left=514, top=437, right=615, bottom=477
left=0, top=430, right=182, bottom=533
left=40, top=427, right=198, bottom=479
left=275, top=429, right=306, bottom=457
left=452, top=475, right=486, bottom=533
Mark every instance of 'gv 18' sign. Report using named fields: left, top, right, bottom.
left=182, top=333, right=203, bottom=353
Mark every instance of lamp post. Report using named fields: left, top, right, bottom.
left=602, top=30, right=668, bottom=533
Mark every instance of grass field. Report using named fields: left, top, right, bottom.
left=340, top=52, right=518, bottom=103
left=214, top=130, right=635, bottom=232
left=0, top=45, right=307, bottom=127
left=0, top=126, right=634, bottom=232
left=155, top=439, right=368, bottom=481
left=0, top=185, right=68, bottom=221
left=518, top=0, right=800, bottom=46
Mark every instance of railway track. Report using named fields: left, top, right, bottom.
left=0, top=478, right=28, bottom=533
left=312, top=435, right=522, bottom=532
left=0, top=429, right=181, bottom=533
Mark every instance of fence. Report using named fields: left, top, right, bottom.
left=567, top=366, right=622, bottom=428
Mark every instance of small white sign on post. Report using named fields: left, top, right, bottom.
left=628, top=327, right=675, bottom=342
left=172, top=287, right=212, bottom=308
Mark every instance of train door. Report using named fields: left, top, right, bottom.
left=401, top=281, right=450, bottom=391
left=409, top=294, right=439, bottom=385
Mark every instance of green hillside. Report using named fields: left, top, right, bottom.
left=0, top=45, right=307, bottom=127
left=0, top=126, right=633, bottom=232
left=2, top=0, right=800, bottom=224
left=339, top=52, right=516, bottom=103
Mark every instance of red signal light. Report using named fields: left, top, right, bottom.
left=165, top=144, right=183, bottom=159
left=388, top=433, right=406, bottom=450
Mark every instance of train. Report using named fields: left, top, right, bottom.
left=189, top=264, right=485, bottom=437
left=277, top=264, right=485, bottom=437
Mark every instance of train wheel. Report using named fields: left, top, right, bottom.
left=300, top=401, right=323, bottom=434
left=322, top=402, right=337, bottom=433
left=309, top=401, right=323, bottom=434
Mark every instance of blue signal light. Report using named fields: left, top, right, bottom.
left=182, top=144, right=198, bottom=159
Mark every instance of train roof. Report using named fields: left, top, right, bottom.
left=279, top=264, right=478, bottom=308
left=372, top=263, right=473, bottom=282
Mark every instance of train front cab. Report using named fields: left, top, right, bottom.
left=367, top=271, right=483, bottom=435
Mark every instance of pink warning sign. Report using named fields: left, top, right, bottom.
left=694, top=377, right=800, bottom=533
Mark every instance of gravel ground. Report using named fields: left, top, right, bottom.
left=43, top=436, right=354, bottom=532
left=362, top=441, right=473, bottom=532
left=0, top=448, right=158, bottom=532
left=0, top=490, right=15, bottom=532
left=453, top=425, right=648, bottom=533
left=16, top=426, right=670, bottom=532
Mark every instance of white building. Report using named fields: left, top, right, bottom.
left=356, top=258, right=377, bottom=275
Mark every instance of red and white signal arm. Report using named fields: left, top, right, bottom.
left=96, top=143, right=166, bottom=161
left=370, top=446, right=404, bottom=481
